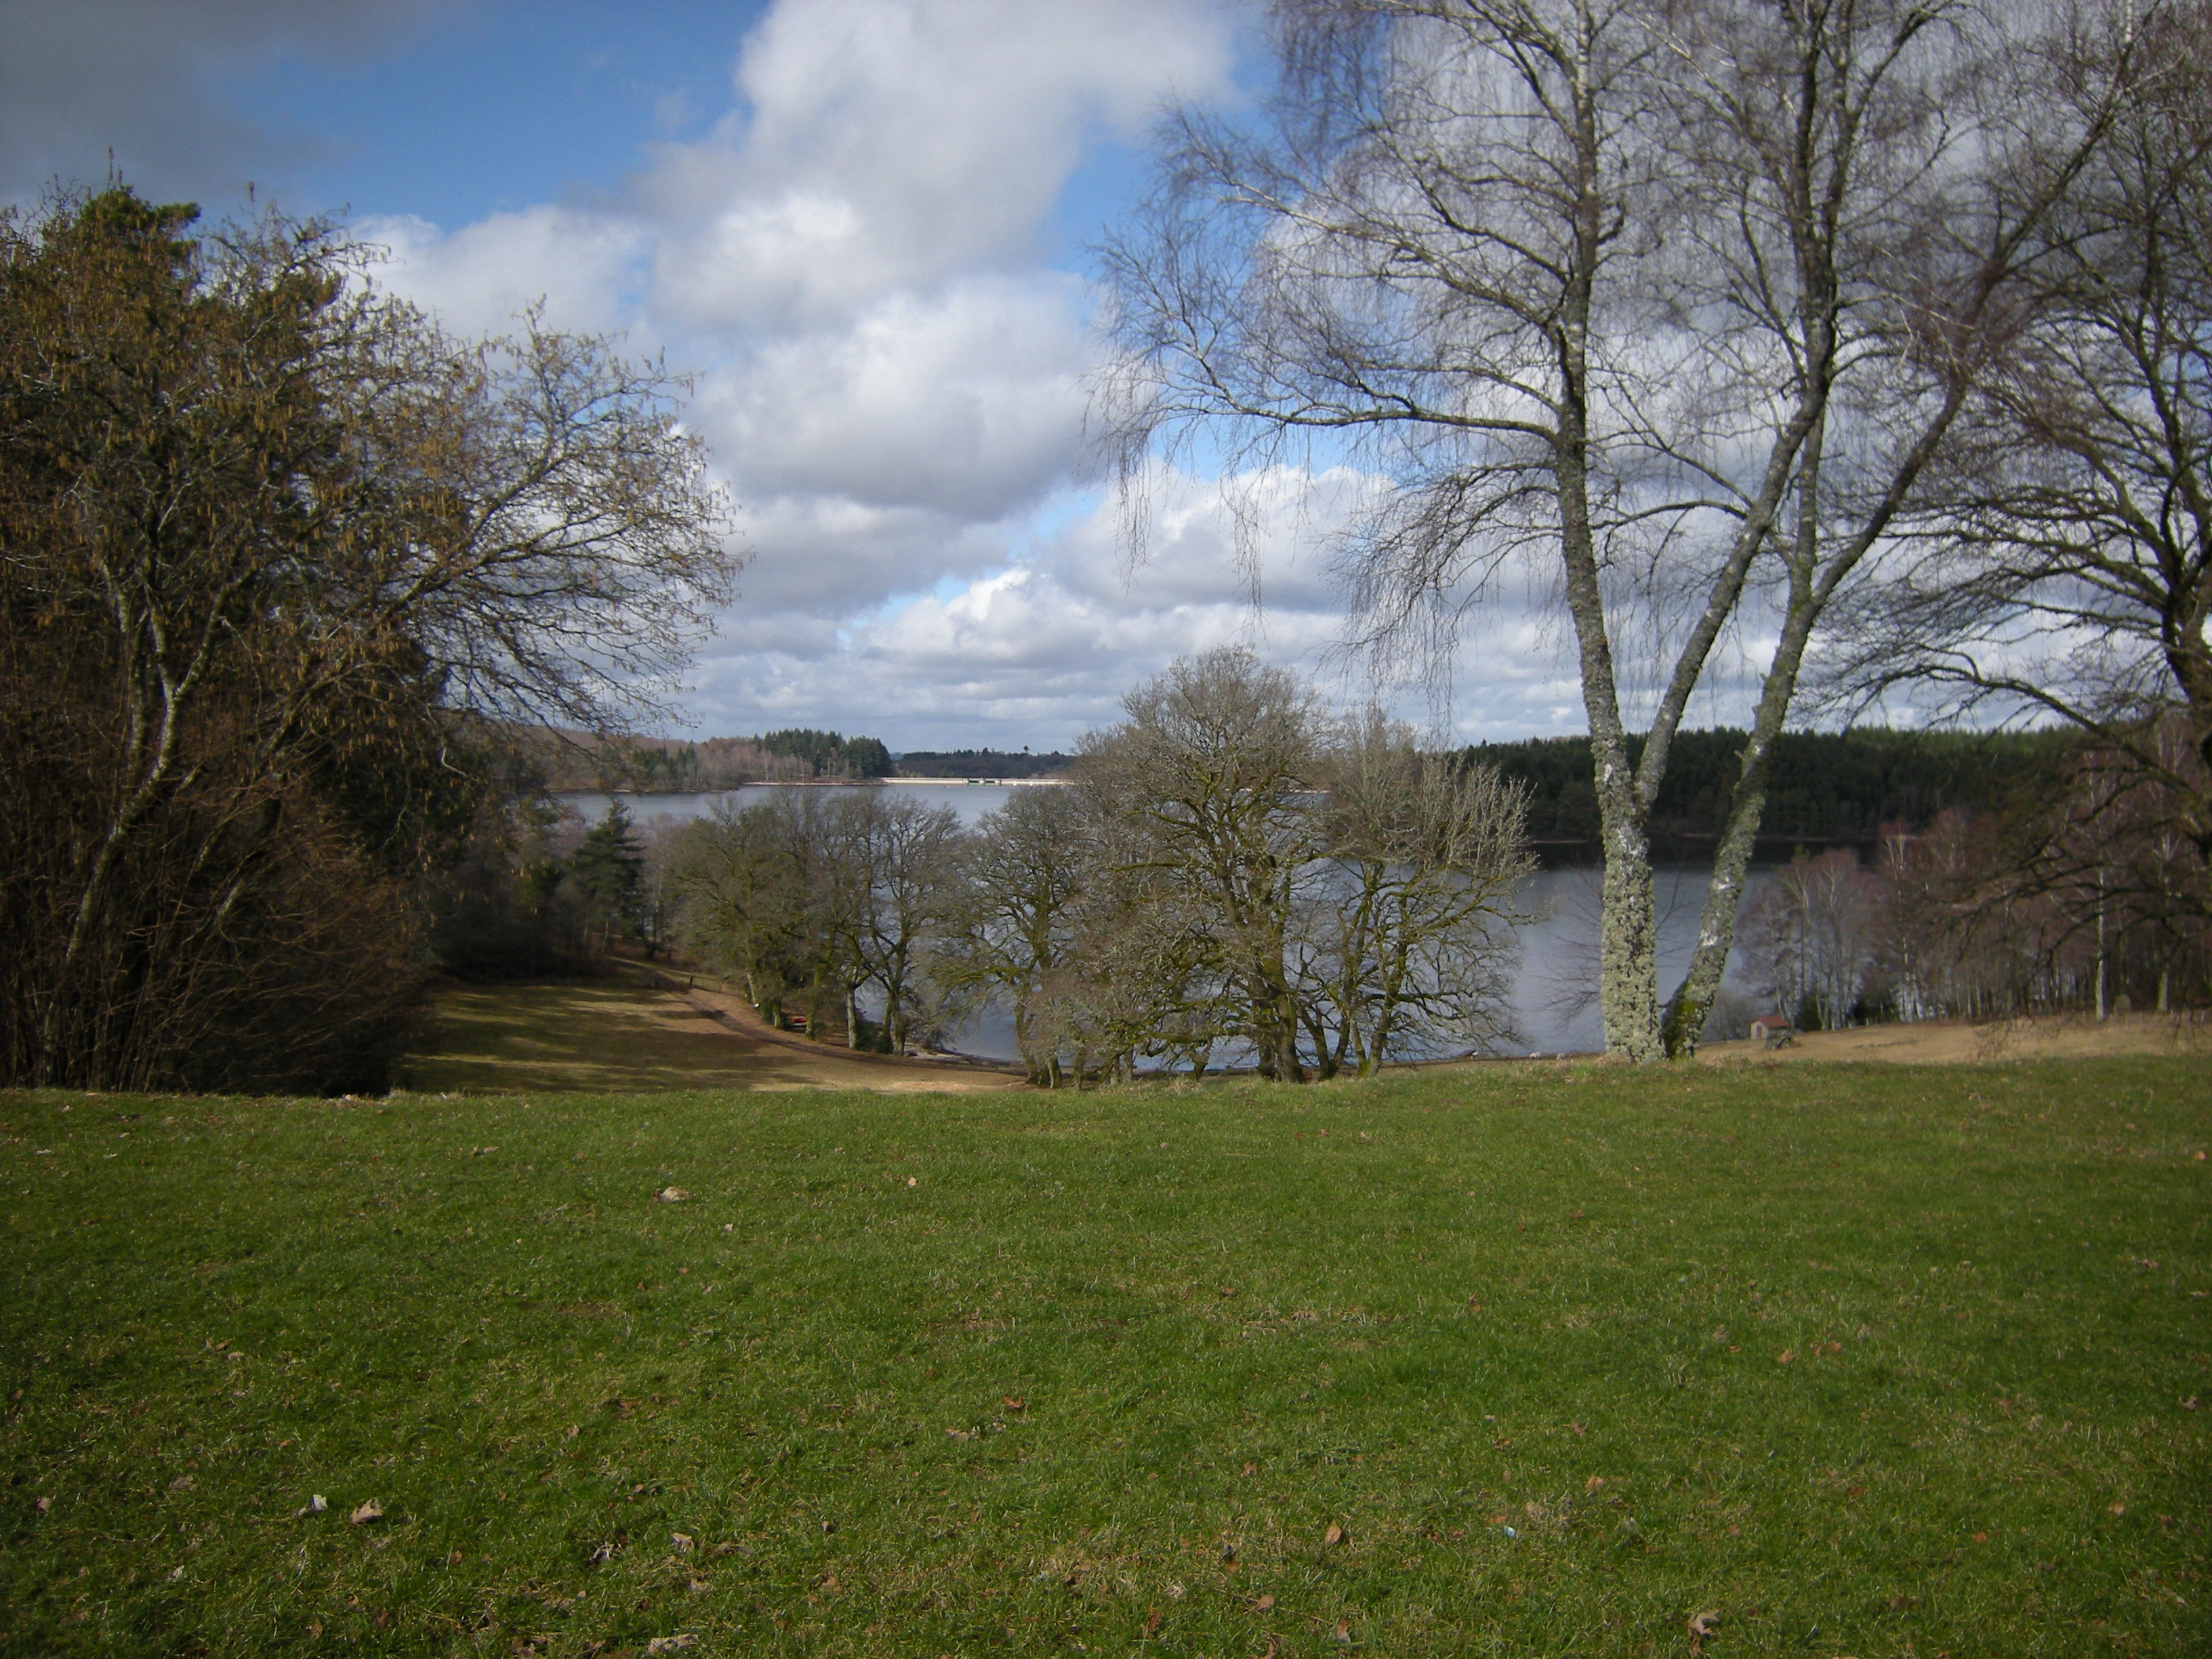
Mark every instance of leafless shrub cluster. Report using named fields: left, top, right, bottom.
left=1737, top=764, right=2210, bottom=1027
left=670, top=650, right=1533, bottom=1084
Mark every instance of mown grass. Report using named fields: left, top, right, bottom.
left=3, top=1059, right=2207, bottom=1656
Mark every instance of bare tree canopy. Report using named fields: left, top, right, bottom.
left=1828, top=1, right=2212, bottom=901
left=1099, top=0, right=2152, bottom=1060
left=668, top=651, right=1531, bottom=1085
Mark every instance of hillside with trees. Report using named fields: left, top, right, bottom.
left=1467, top=729, right=2069, bottom=858
left=531, top=728, right=894, bottom=790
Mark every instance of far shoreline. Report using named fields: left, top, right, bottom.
left=554, top=776, right=1072, bottom=794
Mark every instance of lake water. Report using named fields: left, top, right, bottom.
left=558, top=787, right=1764, bottom=1060
left=560, top=781, right=1054, bottom=832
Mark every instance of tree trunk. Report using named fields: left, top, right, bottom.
left=1559, top=439, right=1661, bottom=1063
left=1663, top=419, right=1826, bottom=1058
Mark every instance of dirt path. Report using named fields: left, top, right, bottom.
left=403, top=975, right=1025, bottom=1094
left=1693, top=1009, right=2211, bottom=1067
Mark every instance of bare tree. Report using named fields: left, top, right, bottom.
left=841, top=792, right=967, bottom=1052
left=944, top=785, right=1097, bottom=1084
left=1659, top=0, right=2156, bottom=1053
left=672, top=791, right=860, bottom=1039
left=1828, top=1, right=2211, bottom=925
left=1101, top=0, right=2142, bottom=1063
left=1297, top=714, right=1533, bottom=1072
left=1737, top=847, right=1888, bottom=1026
left=1077, top=649, right=1322, bottom=1080
left=1099, top=0, right=1874, bottom=1061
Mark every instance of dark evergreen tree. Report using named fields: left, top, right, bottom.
left=569, top=802, right=647, bottom=947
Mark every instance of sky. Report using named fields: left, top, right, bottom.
left=0, top=0, right=1690, bottom=752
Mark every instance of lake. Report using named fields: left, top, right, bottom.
left=558, top=787, right=1765, bottom=1060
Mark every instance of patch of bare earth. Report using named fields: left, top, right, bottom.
left=1696, top=1009, right=2211, bottom=1066
left=405, top=974, right=1025, bottom=1095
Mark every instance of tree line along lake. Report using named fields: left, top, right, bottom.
left=559, top=783, right=1769, bottom=1060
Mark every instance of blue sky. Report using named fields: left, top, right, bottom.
left=0, top=0, right=1601, bottom=751
left=218, top=3, right=777, bottom=226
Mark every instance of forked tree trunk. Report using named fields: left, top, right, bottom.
left=1663, top=422, right=1824, bottom=1057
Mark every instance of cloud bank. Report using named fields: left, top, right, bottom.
left=7, top=0, right=1658, bottom=751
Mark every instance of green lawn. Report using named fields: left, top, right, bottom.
left=3, top=1061, right=2207, bottom=1656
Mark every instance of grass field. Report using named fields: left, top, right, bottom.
left=3, top=1060, right=2207, bottom=1656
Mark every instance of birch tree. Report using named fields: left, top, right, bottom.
left=1101, top=0, right=2142, bottom=1061
left=1101, top=0, right=1820, bottom=1061
left=1657, top=0, right=2149, bottom=1053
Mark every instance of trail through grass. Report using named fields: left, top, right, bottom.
left=402, top=979, right=1019, bottom=1095
left=3, top=1060, right=2207, bottom=1656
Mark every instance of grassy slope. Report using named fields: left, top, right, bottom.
left=2, top=1061, right=2207, bottom=1657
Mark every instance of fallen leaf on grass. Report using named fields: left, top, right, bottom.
left=1585, top=1475, right=1605, bottom=1493
left=670, top=1532, right=694, bottom=1554
left=1778, top=1349, right=1795, bottom=1364
left=1145, top=1607, right=1162, bottom=1635
left=1322, top=1523, right=1345, bottom=1546
left=1687, top=1609, right=1719, bottom=1658
left=36, top=1496, right=52, bottom=1513
left=820, top=1572, right=842, bottom=1591
left=1333, top=1617, right=1353, bottom=1644
left=348, top=1500, right=382, bottom=1525
left=2109, top=1502, right=2127, bottom=1516
left=656, top=1187, right=689, bottom=1204
left=1253, top=1593, right=1275, bottom=1611
left=1241, top=1462, right=1258, bottom=1477
left=645, top=1638, right=696, bottom=1654
left=1003, top=1396, right=1025, bottom=1412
